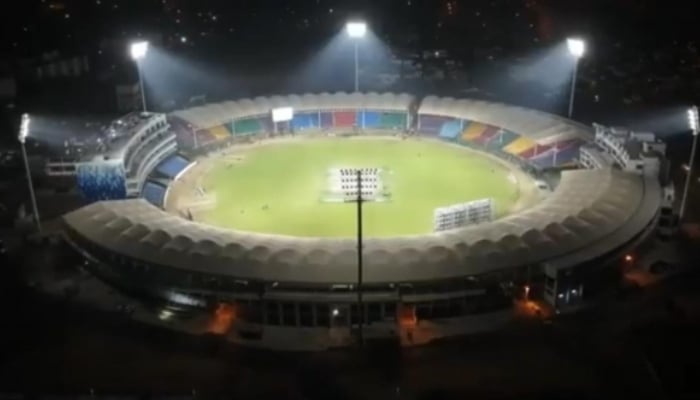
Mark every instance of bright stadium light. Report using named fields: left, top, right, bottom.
left=346, top=21, right=367, bottom=38
left=130, top=41, right=149, bottom=112
left=18, top=113, right=41, bottom=233
left=130, top=41, right=149, bottom=60
left=567, top=38, right=585, bottom=58
left=346, top=21, right=368, bottom=92
left=680, top=106, right=699, bottom=221
left=18, top=113, right=30, bottom=144
left=566, top=37, right=586, bottom=118
left=689, top=106, right=699, bottom=132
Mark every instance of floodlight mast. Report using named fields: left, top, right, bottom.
left=680, top=106, right=699, bottom=221
left=346, top=21, right=367, bottom=92
left=130, top=41, right=149, bottom=112
left=566, top=38, right=585, bottom=118
left=18, top=114, right=41, bottom=233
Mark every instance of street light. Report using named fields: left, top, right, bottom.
left=680, top=106, right=699, bottom=221
left=346, top=21, right=367, bottom=92
left=130, top=41, right=149, bottom=112
left=18, top=114, right=41, bottom=233
left=566, top=38, right=585, bottom=118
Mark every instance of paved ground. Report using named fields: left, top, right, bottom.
left=1, top=232, right=700, bottom=398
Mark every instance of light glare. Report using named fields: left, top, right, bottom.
left=346, top=22, right=367, bottom=38
left=19, top=113, right=30, bottom=143
left=688, top=106, right=699, bottom=132
left=130, top=41, right=149, bottom=60
left=567, top=38, right=585, bottom=57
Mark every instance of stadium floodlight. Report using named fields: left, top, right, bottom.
left=129, top=41, right=149, bottom=112
left=566, top=37, right=586, bottom=118
left=680, top=105, right=700, bottom=221
left=346, top=21, right=367, bottom=38
left=130, top=41, right=149, bottom=60
left=567, top=38, right=585, bottom=58
left=17, top=113, right=41, bottom=233
left=346, top=21, right=368, bottom=92
left=18, top=113, right=30, bottom=144
left=689, top=106, right=699, bottom=133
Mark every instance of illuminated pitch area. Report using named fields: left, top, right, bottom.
left=195, top=138, right=525, bottom=237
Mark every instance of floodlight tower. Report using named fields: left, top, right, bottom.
left=18, top=114, right=41, bottom=233
left=130, top=41, right=149, bottom=112
left=566, top=38, right=585, bottom=118
left=346, top=21, right=367, bottom=92
left=680, top=106, right=699, bottom=221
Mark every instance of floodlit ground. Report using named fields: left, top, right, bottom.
left=173, top=137, right=530, bottom=237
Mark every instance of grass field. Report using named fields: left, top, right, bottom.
left=198, top=138, right=521, bottom=237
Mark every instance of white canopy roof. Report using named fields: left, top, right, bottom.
left=63, top=168, right=659, bottom=284
left=418, top=96, right=592, bottom=144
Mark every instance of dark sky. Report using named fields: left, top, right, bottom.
left=2, top=0, right=695, bottom=59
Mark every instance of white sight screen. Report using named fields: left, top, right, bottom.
left=272, top=107, right=294, bottom=122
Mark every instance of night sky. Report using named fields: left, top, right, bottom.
left=1, top=0, right=695, bottom=57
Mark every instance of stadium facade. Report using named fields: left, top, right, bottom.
left=59, top=93, right=670, bottom=347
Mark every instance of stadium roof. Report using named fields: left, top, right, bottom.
left=171, top=92, right=415, bottom=129
left=418, top=96, right=592, bottom=145
left=63, top=168, right=660, bottom=285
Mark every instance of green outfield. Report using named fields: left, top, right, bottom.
left=198, top=138, right=521, bottom=237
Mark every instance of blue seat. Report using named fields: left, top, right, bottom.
left=156, top=155, right=190, bottom=179
left=76, top=161, right=127, bottom=202
left=142, top=181, right=167, bottom=207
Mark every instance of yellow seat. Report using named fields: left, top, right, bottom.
left=209, top=125, right=230, bottom=140
left=504, top=137, right=536, bottom=155
left=461, top=122, right=487, bottom=142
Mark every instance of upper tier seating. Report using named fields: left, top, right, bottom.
left=156, top=155, right=190, bottom=179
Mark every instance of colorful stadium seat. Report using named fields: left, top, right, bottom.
left=419, top=115, right=454, bottom=135
left=504, top=136, right=537, bottom=156
left=529, top=150, right=556, bottom=169
left=553, top=143, right=581, bottom=166
left=333, top=111, right=357, bottom=127
left=209, top=125, right=231, bottom=140
left=438, top=120, right=462, bottom=139
left=76, top=160, right=127, bottom=202
left=292, top=112, right=320, bottom=131
left=472, top=126, right=500, bottom=145
left=142, top=181, right=167, bottom=207
left=156, top=155, right=190, bottom=179
left=361, top=111, right=380, bottom=128
left=320, top=112, right=334, bottom=129
left=379, top=112, right=407, bottom=130
left=231, top=117, right=264, bottom=135
left=485, top=130, right=520, bottom=151
left=461, top=122, right=488, bottom=142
